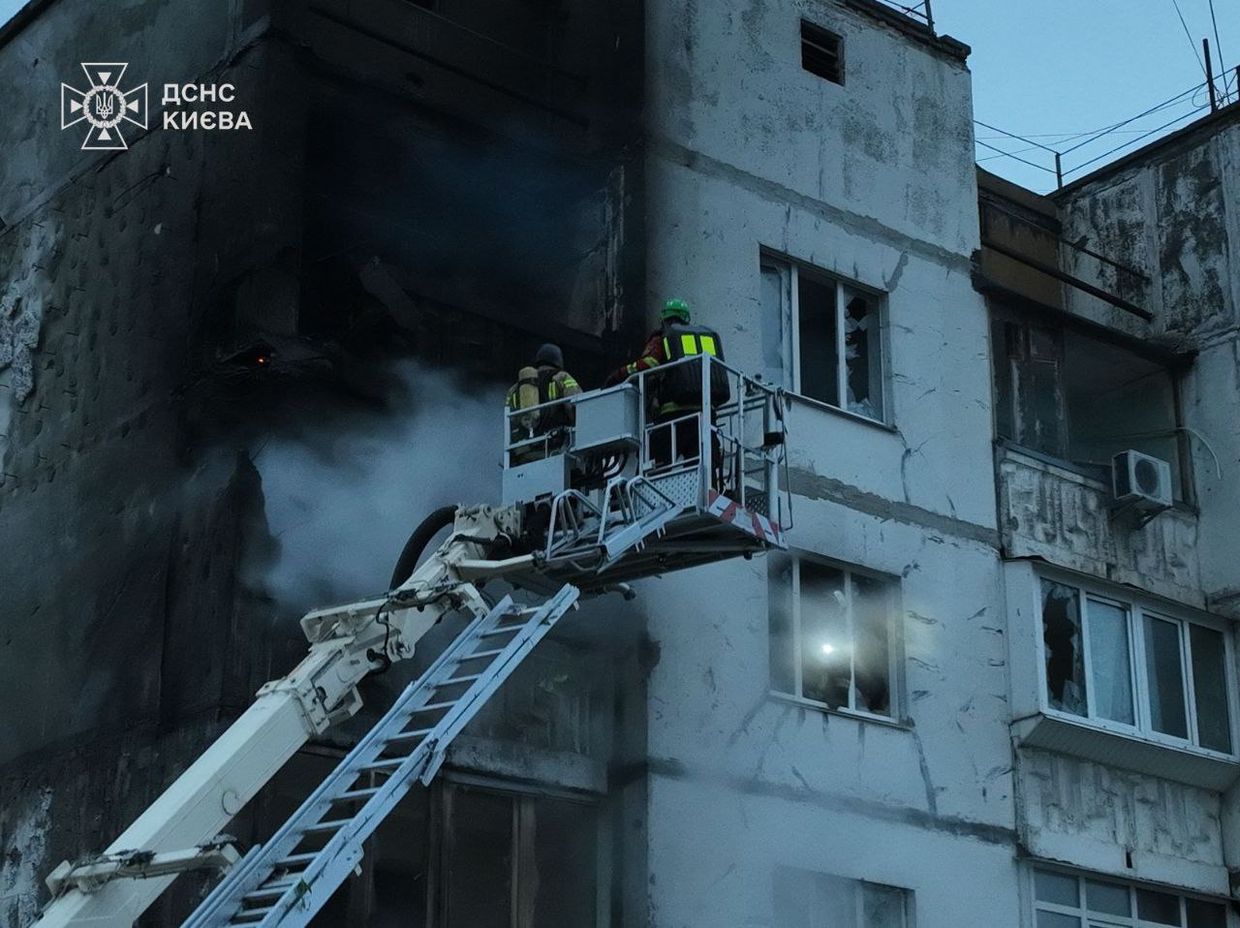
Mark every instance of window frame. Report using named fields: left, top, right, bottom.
left=1029, top=864, right=1231, bottom=928
left=800, top=19, right=845, bottom=86
left=769, top=551, right=904, bottom=723
left=988, top=308, right=1192, bottom=503
left=435, top=777, right=605, bottom=928
left=1035, top=568, right=1239, bottom=759
left=772, top=866, right=911, bottom=928
left=761, top=252, right=891, bottom=425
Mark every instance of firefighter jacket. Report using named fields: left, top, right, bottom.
left=506, top=364, right=582, bottom=433
left=610, top=323, right=729, bottom=414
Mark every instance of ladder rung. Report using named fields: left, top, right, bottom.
left=362, top=757, right=408, bottom=771
left=479, top=625, right=522, bottom=638
left=178, top=592, right=580, bottom=928
left=409, top=700, right=456, bottom=713
left=275, top=853, right=318, bottom=867
left=301, top=819, right=352, bottom=835
left=259, top=876, right=299, bottom=890
left=232, top=908, right=274, bottom=922
left=462, top=647, right=506, bottom=660
left=438, top=673, right=482, bottom=686
left=386, top=728, right=432, bottom=742
left=244, top=883, right=293, bottom=900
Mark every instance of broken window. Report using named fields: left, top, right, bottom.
left=801, top=20, right=844, bottom=85
left=991, top=310, right=1187, bottom=497
left=1041, top=581, right=1088, bottom=716
left=1039, top=576, right=1234, bottom=753
left=773, top=868, right=909, bottom=928
left=1033, top=867, right=1227, bottom=928
left=769, top=553, right=898, bottom=717
left=761, top=254, right=886, bottom=422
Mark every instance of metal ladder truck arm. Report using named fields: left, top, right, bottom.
left=30, top=505, right=555, bottom=928
left=30, top=355, right=792, bottom=928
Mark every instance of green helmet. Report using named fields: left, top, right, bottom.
left=662, top=298, right=691, bottom=324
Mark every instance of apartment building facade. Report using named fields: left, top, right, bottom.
left=1, top=0, right=1239, bottom=926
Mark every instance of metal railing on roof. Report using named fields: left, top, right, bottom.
left=869, top=0, right=934, bottom=30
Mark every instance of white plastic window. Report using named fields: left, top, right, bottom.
left=1039, top=577, right=1235, bottom=754
left=769, top=553, right=898, bottom=718
left=774, top=868, right=909, bottom=928
left=760, top=255, right=886, bottom=423
left=1032, top=866, right=1227, bottom=928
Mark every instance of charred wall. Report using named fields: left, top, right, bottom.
left=0, top=0, right=646, bottom=923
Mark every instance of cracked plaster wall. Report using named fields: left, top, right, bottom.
left=634, top=1, right=1023, bottom=924
left=1015, top=122, right=1240, bottom=887
left=0, top=1, right=644, bottom=923
left=996, top=449, right=1203, bottom=606
left=1055, top=122, right=1240, bottom=608
left=0, top=2, right=311, bottom=920
left=1014, top=749, right=1226, bottom=892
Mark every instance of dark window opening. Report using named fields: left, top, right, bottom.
left=991, top=310, right=1187, bottom=499
left=1041, top=580, right=1087, bottom=717
left=440, top=783, right=598, bottom=928
left=801, top=21, right=843, bottom=85
left=282, top=772, right=599, bottom=927
left=797, top=273, right=840, bottom=407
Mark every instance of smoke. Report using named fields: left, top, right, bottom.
left=253, top=362, right=505, bottom=615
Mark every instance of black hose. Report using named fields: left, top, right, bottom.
left=389, top=505, right=458, bottom=590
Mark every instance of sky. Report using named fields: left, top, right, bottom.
left=935, top=0, right=1238, bottom=191
left=1, top=0, right=1235, bottom=192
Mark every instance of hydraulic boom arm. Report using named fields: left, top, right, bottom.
left=31, top=505, right=532, bottom=928
left=30, top=355, right=790, bottom=928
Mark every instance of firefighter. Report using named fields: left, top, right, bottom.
left=506, top=343, right=582, bottom=461
left=607, top=299, right=729, bottom=468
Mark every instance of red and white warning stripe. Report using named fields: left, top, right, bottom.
left=706, top=489, right=784, bottom=545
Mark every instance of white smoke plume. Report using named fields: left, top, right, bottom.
left=254, top=362, right=505, bottom=614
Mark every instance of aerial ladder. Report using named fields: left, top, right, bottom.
left=29, top=355, right=791, bottom=928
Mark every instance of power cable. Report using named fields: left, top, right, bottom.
left=974, top=82, right=1204, bottom=168
left=1062, top=103, right=1207, bottom=177
left=1058, top=81, right=1204, bottom=155
left=1169, top=0, right=1208, bottom=77
left=977, top=144, right=1046, bottom=162
left=1207, top=0, right=1229, bottom=99
left=975, top=139, right=1058, bottom=175
left=976, top=129, right=1173, bottom=142
left=974, top=118, right=1061, bottom=154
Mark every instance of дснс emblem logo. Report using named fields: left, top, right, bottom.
left=61, top=62, right=148, bottom=150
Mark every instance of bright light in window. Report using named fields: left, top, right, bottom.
left=820, top=643, right=836, bottom=655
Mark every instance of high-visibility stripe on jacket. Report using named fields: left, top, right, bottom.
left=507, top=365, right=581, bottom=431
left=655, top=322, right=729, bottom=413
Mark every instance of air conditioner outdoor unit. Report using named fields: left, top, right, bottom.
left=1112, top=450, right=1173, bottom=513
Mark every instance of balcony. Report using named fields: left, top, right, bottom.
left=996, top=445, right=1200, bottom=605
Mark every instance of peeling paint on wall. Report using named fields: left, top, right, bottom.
left=0, top=786, right=53, bottom=928
left=997, top=449, right=1201, bottom=604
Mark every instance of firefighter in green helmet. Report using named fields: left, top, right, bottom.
left=606, top=299, right=728, bottom=467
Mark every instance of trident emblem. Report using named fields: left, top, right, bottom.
left=61, top=63, right=148, bottom=151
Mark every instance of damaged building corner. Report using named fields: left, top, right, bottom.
left=2, top=2, right=1240, bottom=928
